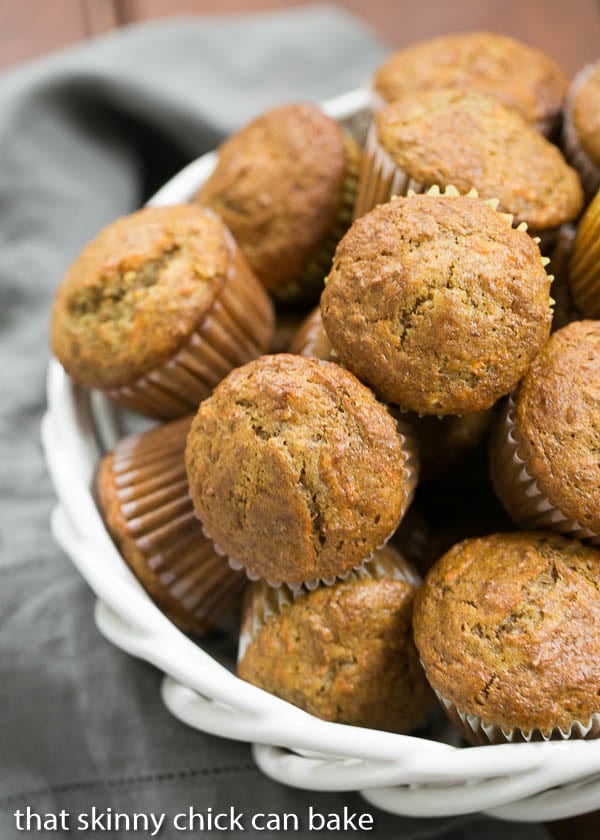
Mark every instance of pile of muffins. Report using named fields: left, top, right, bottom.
left=50, top=32, right=600, bottom=746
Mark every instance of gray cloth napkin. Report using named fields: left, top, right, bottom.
left=0, top=6, right=550, bottom=838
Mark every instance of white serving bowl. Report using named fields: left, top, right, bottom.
left=42, top=89, right=600, bottom=823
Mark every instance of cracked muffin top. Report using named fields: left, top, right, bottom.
left=413, top=532, right=600, bottom=736
left=320, top=194, right=552, bottom=415
left=51, top=204, right=231, bottom=389
left=571, top=62, right=600, bottom=168
left=373, top=32, right=568, bottom=133
left=238, top=546, right=434, bottom=732
left=508, top=321, right=600, bottom=534
left=185, top=354, right=413, bottom=587
left=194, top=102, right=350, bottom=296
left=375, top=89, right=583, bottom=232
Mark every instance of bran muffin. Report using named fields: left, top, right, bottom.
left=194, top=103, right=360, bottom=302
left=373, top=32, right=567, bottom=135
left=563, top=61, right=600, bottom=200
left=288, top=306, right=336, bottom=361
left=321, top=192, right=553, bottom=415
left=354, top=89, right=583, bottom=236
left=51, top=204, right=274, bottom=419
left=490, top=321, right=600, bottom=544
left=238, top=546, right=434, bottom=732
left=414, top=532, right=600, bottom=743
left=569, top=189, right=600, bottom=318
left=185, top=354, right=418, bottom=588
left=97, top=417, right=246, bottom=635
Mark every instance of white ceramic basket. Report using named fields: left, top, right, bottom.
left=42, top=89, right=600, bottom=823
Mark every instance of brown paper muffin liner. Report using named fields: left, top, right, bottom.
left=99, top=416, right=247, bottom=634
left=238, top=547, right=421, bottom=662
left=569, top=189, right=600, bottom=318
left=562, top=63, right=600, bottom=203
left=432, top=687, right=600, bottom=745
left=353, top=124, right=560, bottom=251
left=275, top=133, right=361, bottom=303
left=206, top=415, right=419, bottom=592
left=490, top=394, right=600, bottom=545
left=105, top=238, right=274, bottom=420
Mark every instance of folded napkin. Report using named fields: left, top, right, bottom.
left=0, top=6, right=549, bottom=838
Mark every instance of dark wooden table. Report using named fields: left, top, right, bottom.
left=1, top=1, right=599, bottom=836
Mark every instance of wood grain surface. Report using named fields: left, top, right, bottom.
left=1, top=0, right=599, bottom=836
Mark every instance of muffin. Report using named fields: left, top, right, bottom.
left=238, top=546, right=434, bottom=732
left=51, top=205, right=274, bottom=419
left=569, top=189, right=600, bottom=318
left=185, top=354, right=418, bottom=588
left=321, top=191, right=553, bottom=415
left=490, top=321, right=600, bottom=545
left=194, top=103, right=360, bottom=302
left=269, top=306, right=311, bottom=354
left=354, top=89, right=583, bottom=241
left=373, top=32, right=567, bottom=136
left=563, top=61, right=600, bottom=200
left=414, top=532, right=600, bottom=744
left=97, top=417, right=247, bottom=634
left=288, top=306, right=336, bottom=360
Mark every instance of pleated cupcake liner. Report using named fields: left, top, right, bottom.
left=238, top=545, right=420, bottom=663
left=433, top=687, right=600, bottom=746
left=490, top=394, right=600, bottom=545
left=569, top=189, right=600, bottom=318
left=275, top=133, right=361, bottom=303
left=353, top=122, right=560, bottom=251
left=99, top=416, right=247, bottom=634
left=562, top=62, right=600, bottom=203
left=105, top=236, right=274, bottom=419
left=201, top=413, right=419, bottom=592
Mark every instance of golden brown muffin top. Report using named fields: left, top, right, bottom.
left=514, top=321, right=600, bottom=534
left=414, top=532, right=600, bottom=735
left=185, top=354, right=411, bottom=587
left=195, top=103, right=348, bottom=295
left=321, top=194, right=552, bottom=415
left=51, top=205, right=230, bottom=389
left=375, top=89, right=583, bottom=231
left=239, top=546, right=433, bottom=732
left=572, top=62, right=600, bottom=168
left=373, top=32, right=567, bottom=131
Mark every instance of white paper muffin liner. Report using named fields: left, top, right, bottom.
left=238, top=546, right=420, bottom=663
left=106, top=233, right=274, bottom=419
left=491, top=394, right=600, bottom=545
left=433, top=687, right=600, bottom=746
left=562, top=62, right=600, bottom=202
